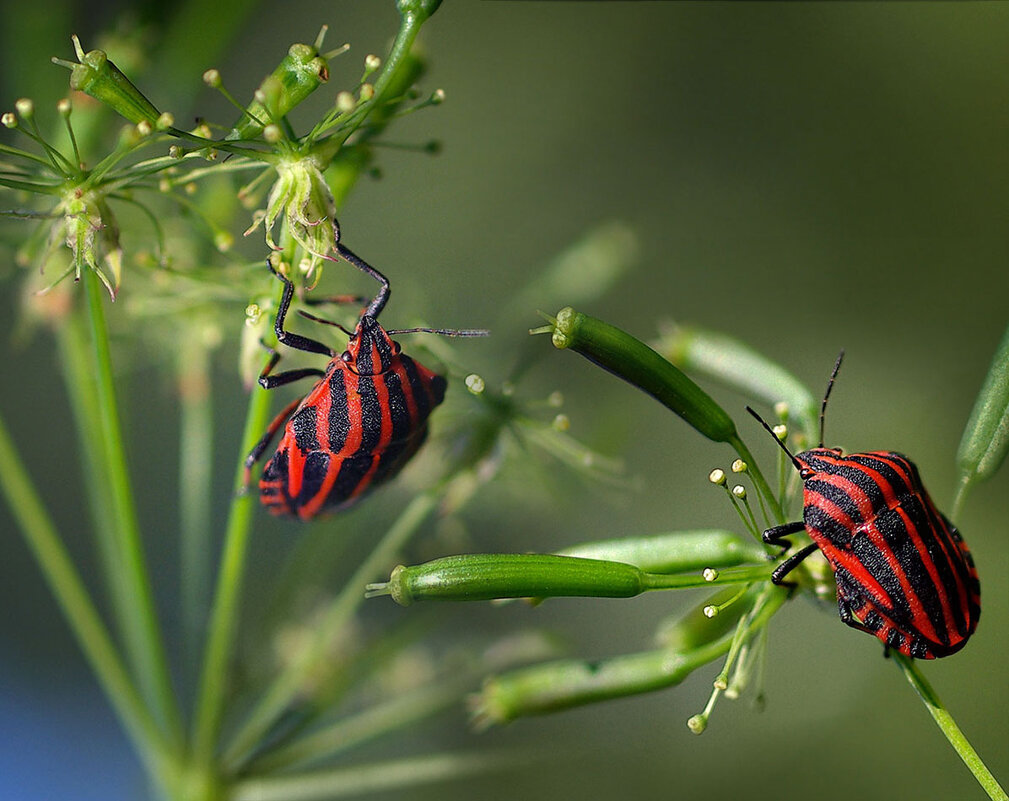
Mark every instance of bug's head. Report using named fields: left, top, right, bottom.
left=342, top=316, right=399, bottom=376
left=793, top=446, right=845, bottom=480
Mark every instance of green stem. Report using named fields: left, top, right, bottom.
left=728, top=434, right=784, bottom=524
left=231, top=750, right=514, bottom=801
left=221, top=487, right=442, bottom=771
left=0, top=409, right=176, bottom=786
left=249, top=678, right=466, bottom=774
left=56, top=312, right=125, bottom=631
left=83, top=272, right=182, bottom=746
left=178, top=335, right=215, bottom=682
left=893, top=655, right=1006, bottom=800
left=190, top=378, right=274, bottom=765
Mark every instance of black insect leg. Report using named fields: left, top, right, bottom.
left=762, top=520, right=806, bottom=553
left=268, top=260, right=335, bottom=357
left=771, top=542, right=819, bottom=586
left=243, top=396, right=303, bottom=488
left=336, top=243, right=390, bottom=319
left=256, top=342, right=326, bottom=390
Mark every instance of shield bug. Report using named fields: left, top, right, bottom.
left=748, top=352, right=981, bottom=659
left=244, top=244, right=486, bottom=520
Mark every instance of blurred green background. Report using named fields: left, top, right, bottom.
left=0, top=1, right=1006, bottom=799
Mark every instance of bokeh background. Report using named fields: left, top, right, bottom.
left=1, top=1, right=1006, bottom=799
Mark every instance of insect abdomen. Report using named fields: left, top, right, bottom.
left=260, top=354, right=446, bottom=519
left=800, top=449, right=980, bottom=658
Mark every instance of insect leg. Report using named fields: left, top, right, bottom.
left=257, top=341, right=327, bottom=390
left=268, top=261, right=335, bottom=357
left=336, top=243, right=390, bottom=319
left=762, top=520, right=806, bottom=553
left=243, top=396, right=303, bottom=486
left=771, top=541, right=819, bottom=585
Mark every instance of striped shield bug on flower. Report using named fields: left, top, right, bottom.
left=244, top=244, right=487, bottom=520
left=748, top=352, right=981, bottom=659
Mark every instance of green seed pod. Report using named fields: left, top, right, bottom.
left=654, top=323, right=818, bottom=445
left=957, top=325, right=1009, bottom=491
left=369, top=554, right=650, bottom=607
left=229, top=41, right=330, bottom=141
left=52, top=36, right=160, bottom=126
left=548, top=308, right=737, bottom=443
left=556, top=530, right=765, bottom=574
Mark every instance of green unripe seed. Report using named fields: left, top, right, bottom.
left=373, top=554, right=651, bottom=606
left=548, top=307, right=737, bottom=443
left=53, top=37, right=160, bottom=126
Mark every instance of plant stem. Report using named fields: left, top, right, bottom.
left=231, top=750, right=515, bottom=801
left=190, top=376, right=274, bottom=765
left=249, top=678, right=466, bottom=774
left=56, top=312, right=126, bottom=630
left=221, top=487, right=442, bottom=771
left=728, top=434, right=784, bottom=524
left=83, top=271, right=183, bottom=746
left=893, top=654, right=1007, bottom=801
left=178, top=334, right=215, bottom=681
left=0, top=409, right=176, bottom=786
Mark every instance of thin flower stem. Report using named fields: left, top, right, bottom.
left=222, top=487, right=443, bottom=771
left=728, top=434, right=784, bottom=524
left=0, top=409, right=176, bottom=786
left=190, top=376, right=275, bottom=765
left=231, top=750, right=518, bottom=801
left=323, top=5, right=431, bottom=144
left=83, top=272, right=183, bottom=746
left=642, top=566, right=774, bottom=591
left=178, top=335, right=215, bottom=681
left=249, top=677, right=467, bottom=774
left=893, top=654, right=1007, bottom=801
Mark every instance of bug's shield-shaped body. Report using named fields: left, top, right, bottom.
left=798, top=448, right=981, bottom=659
left=260, top=317, right=446, bottom=520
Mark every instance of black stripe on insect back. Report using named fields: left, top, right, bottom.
left=296, top=451, right=333, bottom=508
left=803, top=502, right=856, bottom=548
left=804, top=478, right=865, bottom=530
left=291, top=405, right=320, bottom=453
left=383, top=365, right=414, bottom=444
left=849, top=528, right=914, bottom=622
left=848, top=453, right=916, bottom=502
left=400, top=355, right=432, bottom=418
left=332, top=452, right=375, bottom=503
left=870, top=502, right=951, bottom=644
left=826, top=460, right=893, bottom=517
left=327, top=368, right=351, bottom=453
left=355, top=374, right=383, bottom=455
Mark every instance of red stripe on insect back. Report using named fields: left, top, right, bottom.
left=893, top=502, right=960, bottom=640
left=805, top=491, right=920, bottom=632
left=870, top=451, right=976, bottom=633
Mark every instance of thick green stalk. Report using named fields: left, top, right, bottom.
left=178, top=336, right=215, bottom=678
left=222, top=488, right=442, bottom=771
left=894, top=655, right=1006, bottom=801
left=0, top=410, right=175, bottom=786
left=83, top=272, right=182, bottom=745
left=56, top=313, right=126, bottom=629
left=190, top=378, right=274, bottom=765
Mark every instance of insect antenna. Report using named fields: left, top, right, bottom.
left=385, top=326, right=490, bottom=338
left=297, top=309, right=354, bottom=336
left=819, top=349, right=845, bottom=447
left=746, top=406, right=802, bottom=472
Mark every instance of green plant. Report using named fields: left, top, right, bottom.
left=0, top=3, right=1005, bottom=801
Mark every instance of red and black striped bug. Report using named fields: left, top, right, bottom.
left=747, top=352, right=981, bottom=659
left=244, top=244, right=486, bottom=520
